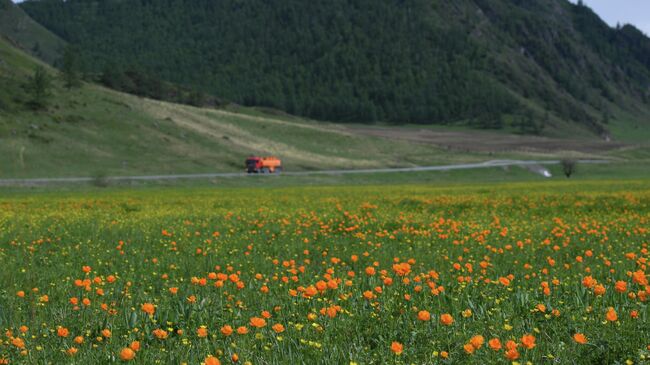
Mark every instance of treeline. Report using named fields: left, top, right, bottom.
left=20, top=0, right=650, bottom=132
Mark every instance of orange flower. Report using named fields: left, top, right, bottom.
left=272, top=324, right=285, bottom=333
left=499, top=277, right=511, bottom=286
left=392, top=262, right=411, bottom=276
left=169, top=287, right=179, bottom=295
left=205, top=355, right=221, bottom=365
left=521, top=334, right=536, bottom=349
left=119, top=347, right=135, bottom=361
left=152, top=329, right=168, bottom=339
left=440, top=313, right=454, bottom=326
left=615, top=281, right=627, bottom=293
left=16, top=291, right=25, bottom=298
left=129, top=341, right=141, bottom=351
left=573, top=333, right=588, bottom=344
left=463, top=343, right=475, bottom=354
left=505, top=348, right=520, bottom=360
left=365, top=267, right=376, bottom=276
left=11, top=337, right=25, bottom=349
left=417, top=310, right=431, bottom=321
left=594, top=284, right=606, bottom=296
left=74, top=336, right=84, bottom=344
left=141, top=303, right=155, bottom=315
left=363, top=290, right=374, bottom=300
left=197, top=327, right=208, bottom=338
left=470, top=335, right=484, bottom=350
left=488, top=338, right=502, bottom=351
left=220, top=325, right=233, bottom=336
left=390, top=341, right=403, bottom=355
left=57, top=327, right=70, bottom=338
left=66, top=347, right=78, bottom=356
left=101, top=329, right=112, bottom=338
left=250, top=317, right=266, bottom=328
left=606, top=307, right=618, bottom=322
left=236, top=326, right=248, bottom=335
left=632, top=270, right=648, bottom=286
left=582, top=276, right=596, bottom=288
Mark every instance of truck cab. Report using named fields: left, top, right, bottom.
left=245, top=156, right=282, bottom=173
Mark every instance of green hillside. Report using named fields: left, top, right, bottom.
left=19, top=0, right=650, bottom=138
left=0, top=0, right=65, bottom=64
left=0, top=36, right=500, bottom=179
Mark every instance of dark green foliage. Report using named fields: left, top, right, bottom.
left=561, top=159, right=577, bottom=178
left=25, top=65, right=51, bottom=109
left=19, top=0, right=650, bottom=131
left=61, top=45, right=81, bottom=89
left=99, top=65, right=219, bottom=107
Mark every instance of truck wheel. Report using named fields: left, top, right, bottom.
left=261, top=167, right=270, bottom=174
left=275, top=167, right=283, bottom=173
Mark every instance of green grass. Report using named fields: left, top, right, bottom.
left=0, top=0, right=65, bottom=64
left=0, top=181, right=648, bottom=364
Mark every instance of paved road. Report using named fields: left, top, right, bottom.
left=0, top=159, right=607, bottom=186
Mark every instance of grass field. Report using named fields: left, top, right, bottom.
left=0, top=181, right=648, bottom=364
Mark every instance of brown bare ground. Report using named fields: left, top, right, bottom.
left=346, top=126, right=628, bottom=154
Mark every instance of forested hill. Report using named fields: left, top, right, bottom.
left=20, top=0, right=650, bottom=135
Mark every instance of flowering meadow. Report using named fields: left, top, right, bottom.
left=0, top=182, right=648, bottom=364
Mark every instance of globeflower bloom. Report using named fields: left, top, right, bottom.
left=390, top=341, right=403, bottom=355
left=153, top=329, right=168, bottom=339
left=204, top=355, right=221, bottom=365
left=250, top=317, right=266, bottom=328
left=221, top=325, right=233, bottom=336
left=469, top=335, right=484, bottom=350
left=606, top=307, right=618, bottom=322
left=141, top=303, right=155, bottom=315
left=488, top=338, right=502, bottom=351
left=417, top=310, right=431, bottom=321
left=440, top=313, right=454, bottom=326
left=120, top=348, right=135, bottom=361
left=521, top=334, right=536, bottom=349
left=573, top=333, right=588, bottom=344
left=57, top=327, right=70, bottom=338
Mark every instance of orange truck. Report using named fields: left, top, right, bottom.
left=245, top=156, right=283, bottom=173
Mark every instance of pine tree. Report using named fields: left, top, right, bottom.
left=61, top=46, right=81, bottom=89
left=26, top=66, right=52, bottom=109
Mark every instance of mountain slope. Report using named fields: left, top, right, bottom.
left=19, top=0, right=650, bottom=138
left=0, top=0, right=65, bottom=64
left=0, top=36, right=490, bottom=179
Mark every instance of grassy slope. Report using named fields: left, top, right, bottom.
left=0, top=0, right=65, bottom=64
left=0, top=37, right=497, bottom=179
left=1, top=37, right=648, bottom=181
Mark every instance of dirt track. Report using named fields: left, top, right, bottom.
left=0, top=160, right=606, bottom=186
left=346, top=127, right=627, bottom=154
